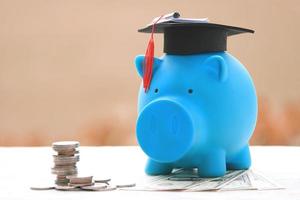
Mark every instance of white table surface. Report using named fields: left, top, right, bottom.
left=0, top=146, right=299, bottom=200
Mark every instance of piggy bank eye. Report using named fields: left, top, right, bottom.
left=154, top=88, right=159, bottom=93
left=188, top=89, right=193, bottom=94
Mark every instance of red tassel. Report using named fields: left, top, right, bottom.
left=143, top=15, right=163, bottom=92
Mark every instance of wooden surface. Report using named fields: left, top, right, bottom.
left=0, top=146, right=299, bottom=199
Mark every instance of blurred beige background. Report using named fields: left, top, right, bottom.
left=0, top=0, right=299, bottom=146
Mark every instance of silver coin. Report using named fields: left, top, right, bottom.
left=55, top=185, right=81, bottom=191
left=56, top=175, right=68, bottom=179
left=30, top=186, right=55, bottom=191
left=103, top=185, right=117, bottom=191
left=53, top=148, right=78, bottom=152
left=51, top=168, right=78, bottom=176
left=56, top=184, right=69, bottom=187
left=80, top=183, right=108, bottom=191
left=54, top=162, right=77, bottom=167
left=52, top=165, right=77, bottom=171
left=57, top=150, right=79, bottom=156
left=52, top=141, right=79, bottom=150
left=69, top=182, right=94, bottom=187
left=54, top=160, right=78, bottom=166
left=55, top=182, right=69, bottom=186
left=82, top=185, right=117, bottom=192
left=52, top=171, right=77, bottom=176
left=115, top=183, right=136, bottom=188
left=53, top=155, right=79, bottom=161
left=67, top=176, right=93, bottom=184
left=56, top=176, right=69, bottom=181
left=54, top=161, right=78, bottom=166
left=55, top=178, right=68, bottom=182
left=52, top=167, right=77, bottom=173
left=55, top=178, right=69, bottom=185
left=94, top=177, right=111, bottom=183
left=53, top=156, right=79, bottom=165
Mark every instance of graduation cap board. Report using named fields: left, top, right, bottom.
left=139, top=12, right=254, bottom=55
left=139, top=12, right=254, bottom=91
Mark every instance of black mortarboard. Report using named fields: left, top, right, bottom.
left=138, top=12, right=254, bottom=55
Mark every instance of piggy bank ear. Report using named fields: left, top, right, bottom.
left=203, top=55, right=228, bottom=82
left=135, top=55, right=162, bottom=77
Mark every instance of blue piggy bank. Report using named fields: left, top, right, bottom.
left=135, top=52, right=257, bottom=177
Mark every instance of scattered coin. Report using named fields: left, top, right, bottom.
left=115, top=182, right=136, bottom=188
left=67, top=176, right=93, bottom=184
left=110, top=179, right=136, bottom=188
left=81, top=185, right=117, bottom=192
left=30, top=186, right=55, bottom=191
left=69, top=182, right=94, bottom=187
left=55, top=185, right=81, bottom=191
left=103, top=185, right=117, bottom=191
left=94, top=177, right=111, bottom=183
left=80, top=183, right=108, bottom=191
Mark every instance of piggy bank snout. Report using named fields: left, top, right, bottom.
left=136, top=100, right=195, bottom=163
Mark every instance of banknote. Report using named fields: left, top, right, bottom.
left=128, top=169, right=247, bottom=191
left=220, top=172, right=255, bottom=191
left=247, top=170, right=283, bottom=190
left=185, top=170, right=247, bottom=191
left=125, top=169, right=283, bottom=192
left=130, top=169, right=198, bottom=191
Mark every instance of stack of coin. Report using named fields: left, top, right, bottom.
left=31, top=140, right=137, bottom=192
left=52, top=141, right=80, bottom=186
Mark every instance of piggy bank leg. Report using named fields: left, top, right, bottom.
left=197, top=149, right=226, bottom=177
left=145, top=159, right=173, bottom=175
left=227, top=145, right=251, bottom=170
